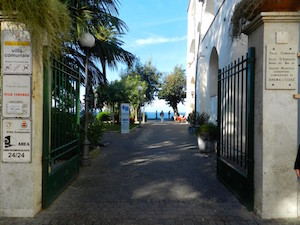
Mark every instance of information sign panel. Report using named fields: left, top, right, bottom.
left=121, top=103, right=130, bottom=134
left=2, top=75, right=31, bottom=118
left=2, top=30, right=32, bottom=74
left=266, top=45, right=298, bottom=90
left=2, top=119, right=31, bottom=162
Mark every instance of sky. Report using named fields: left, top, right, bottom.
left=106, top=0, right=188, bottom=114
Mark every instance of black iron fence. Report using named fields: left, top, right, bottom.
left=217, top=47, right=255, bottom=210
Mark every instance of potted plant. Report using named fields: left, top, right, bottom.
left=188, top=111, right=217, bottom=153
left=231, top=0, right=300, bottom=39
left=187, top=111, right=210, bottom=133
left=195, top=122, right=218, bottom=153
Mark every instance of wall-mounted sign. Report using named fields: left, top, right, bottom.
left=266, top=45, right=298, bottom=90
left=2, top=75, right=31, bottom=118
left=2, top=30, right=32, bottom=74
left=2, top=119, right=31, bottom=162
left=121, top=103, right=130, bottom=134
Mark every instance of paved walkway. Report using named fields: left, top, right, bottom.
left=1, top=120, right=300, bottom=224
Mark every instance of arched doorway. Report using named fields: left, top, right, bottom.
left=208, top=47, right=219, bottom=123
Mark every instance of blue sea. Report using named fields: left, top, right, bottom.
left=146, top=111, right=186, bottom=120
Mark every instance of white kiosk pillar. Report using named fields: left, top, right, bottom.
left=245, top=12, right=300, bottom=219
left=0, top=22, right=43, bottom=217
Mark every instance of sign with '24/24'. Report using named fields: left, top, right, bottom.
left=2, top=119, right=31, bottom=162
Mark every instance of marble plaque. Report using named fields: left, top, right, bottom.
left=266, top=45, right=297, bottom=90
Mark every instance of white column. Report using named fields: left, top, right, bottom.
left=245, top=12, right=300, bottom=219
left=0, top=21, right=44, bottom=217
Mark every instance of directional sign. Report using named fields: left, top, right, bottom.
left=121, top=103, right=130, bottom=134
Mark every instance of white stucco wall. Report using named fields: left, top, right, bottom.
left=187, top=0, right=300, bottom=220
left=246, top=12, right=300, bottom=219
left=0, top=22, right=43, bottom=217
left=195, top=0, right=248, bottom=113
left=186, top=0, right=203, bottom=117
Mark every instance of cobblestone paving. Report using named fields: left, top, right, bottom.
left=1, top=121, right=300, bottom=224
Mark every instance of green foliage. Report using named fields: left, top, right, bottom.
left=187, top=111, right=196, bottom=126
left=67, top=0, right=135, bottom=84
left=96, top=111, right=110, bottom=122
left=200, top=123, right=218, bottom=140
left=187, top=111, right=210, bottom=128
left=191, top=113, right=217, bottom=141
left=102, top=122, right=137, bottom=132
left=80, top=113, right=103, bottom=145
left=121, top=59, right=161, bottom=103
left=158, top=65, right=186, bottom=114
left=122, top=76, right=147, bottom=108
left=0, top=0, right=71, bottom=56
left=230, top=0, right=262, bottom=39
left=198, top=112, right=210, bottom=127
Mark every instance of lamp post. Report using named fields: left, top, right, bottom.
left=94, top=90, right=98, bottom=109
left=138, top=86, right=143, bottom=128
left=142, top=94, right=146, bottom=123
left=79, top=32, right=95, bottom=167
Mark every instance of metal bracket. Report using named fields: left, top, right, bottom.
left=293, top=94, right=300, bottom=99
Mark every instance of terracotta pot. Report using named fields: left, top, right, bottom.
left=258, top=0, right=300, bottom=12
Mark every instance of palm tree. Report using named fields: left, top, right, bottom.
left=65, top=0, right=135, bottom=86
left=92, top=24, right=135, bottom=80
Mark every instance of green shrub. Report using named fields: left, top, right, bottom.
left=187, top=111, right=210, bottom=127
left=198, top=112, right=210, bottom=127
left=200, top=123, right=218, bottom=140
left=187, top=110, right=197, bottom=126
left=97, top=112, right=110, bottom=122
left=80, top=113, right=103, bottom=145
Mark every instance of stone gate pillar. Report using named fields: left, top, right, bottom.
left=244, top=12, right=300, bottom=219
left=0, top=21, right=44, bottom=217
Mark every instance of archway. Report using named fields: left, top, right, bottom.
left=208, top=47, right=219, bottom=123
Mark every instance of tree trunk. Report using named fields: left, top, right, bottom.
left=112, top=103, right=115, bottom=124
left=101, top=59, right=107, bottom=81
left=172, top=105, right=178, bottom=116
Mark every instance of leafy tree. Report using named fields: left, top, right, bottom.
left=95, top=79, right=128, bottom=123
left=158, top=65, right=186, bottom=115
left=121, top=59, right=161, bottom=104
left=122, top=75, right=146, bottom=109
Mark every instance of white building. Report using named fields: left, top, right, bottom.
left=186, top=0, right=247, bottom=117
left=187, top=0, right=300, bottom=219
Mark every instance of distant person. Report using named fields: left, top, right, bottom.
left=155, top=110, right=158, bottom=119
left=168, top=110, right=171, bottom=119
left=160, top=110, right=164, bottom=123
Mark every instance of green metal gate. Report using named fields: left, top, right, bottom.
left=42, top=57, right=80, bottom=208
left=217, top=48, right=255, bottom=210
